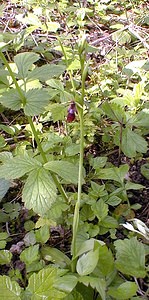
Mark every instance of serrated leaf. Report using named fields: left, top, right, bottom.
left=90, top=156, right=107, bottom=169
left=133, top=109, right=149, bottom=127
left=0, top=178, right=10, bottom=200
left=125, top=182, right=144, bottom=190
left=97, top=164, right=129, bottom=184
left=24, top=89, right=49, bottom=116
left=97, top=245, right=114, bottom=276
left=0, top=275, right=21, bottom=299
left=0, top=250, right=12, bottom=265
left=35, top=225, right=50, bottom=244
left=49, top=103, right=66, bottom=122
left=77, top=249, right=99, bottom=276
left=114, top=237, right=146, bottom=277
left=102, top=102, right=126, bottom=123
left=79, top=276, right=106, bottom=300
left=22, top=168, right=57, bottom=215
left=0, top=155, right=41, bottom=180
left=0, top=89, right=22, bottom=111
left=14, top=52, right=39, bottom=79
left=28, top=64, right=66, bottom=81
left=27, top=266, right=68, bottom=299
left=121, top=128, right=148, bottom=157
left=91, top=199, right=108, bottom=221
left=46, top=79, right=64, bottom=91
left=65, top=144, right=80, bottom=156
left=108, top=281, right=137, bottom=300
left=44, top=161, right=79, bottom=184
left=20, top=245, right=39, bottom=265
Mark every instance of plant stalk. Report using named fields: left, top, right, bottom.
left=71, top=51, right=88, bottom=271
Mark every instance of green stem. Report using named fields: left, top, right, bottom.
left=57, top=37, right=76, bottom=94
left=0, top=50, right=68, bottom=202
left=71, top=53, right=87, bottom=272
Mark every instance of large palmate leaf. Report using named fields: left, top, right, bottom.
left=0, top=155, right=41, bottom=179
left=44, top=161, right=79, bottom=184
left=0, top=275, right=22, bottom=299
left=0, top=89, right=22, bottom=111
left=24, top=89, right=49, bottom=116
left=22, top=168, right=57, bottom=215
left=97, top=164, right=129, bottom=184
left=114, top=237, right=146, bottom=278
left=14, top=52, right=39, bottom=79
left=28, top=64, right=66, bottom=81
left=26, top=266, right=77, bottom=299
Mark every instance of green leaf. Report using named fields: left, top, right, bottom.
left=107, top=196, right=122, bottom=206
left=133, top=109, right=149, bottom=127
left=0, top=275, right=22, bottom=299
left=97, top=164, right=129, bottom=184
left=0, top=135, right=6, bottom=148
left=97, top=245, right=114, bottom=276
left=112, top=31, right=131, bottom=45
left=76, top=249, right=99, bottom=276
left=63, top=290, right=83, bottom=300
left=119, top=128, right=148, bottom=157
left=49, top=103, right=66, bottom=122
left=22, top=168, right=57, bottom=215
left=41, top=247, right=71, bottom=268
left=54, top=275, right=78, bottom=294
left=35, top=225, right=50, bottom=244
left=65, top=144, right=80, bottom=156
left=20, top=245, right=39, bottom=265
left=125, top=182, right=144, bottom=190
left=47, top=22, right=60, bottom=32
left=0, top=155, right=41, bottom=179
left=90, top=156, right=107, bottom=169
left=79, top=276, right=106, bottom=300
left=26, top=266, right=68, bottom=299
left=0, top=250, right=12, bottom=265
left=44, top=161, right=79, bottom=184
left=14, top=52, right=39, bottom=79
left=102, top=102, right=126, bottom=123
left=91, top=199, right=108, bottom=222
left=0, top=178, right=10, bottom=200
left=0, top=89, right=22, bottom=111
left=24, top=89, right=49, bottom=116
left=141, top=163, right=149, bottom=179
left=46, top=79, right=64, bottom=91
left=28, top=64, right=66, bottom=81
left=114, top=237, right=146, bottom=278
left=108, top=281, right=137, bottom=300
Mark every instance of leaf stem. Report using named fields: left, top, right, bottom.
left=0, top=50, right=68, bottom=202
